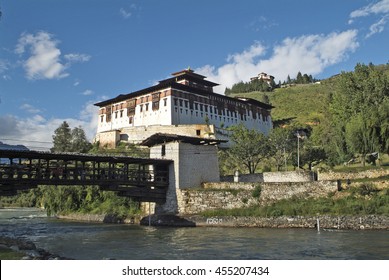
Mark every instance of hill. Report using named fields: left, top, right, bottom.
left=229, top=63, right=389, bottom=128
left=230, top=81, right=334, bottom=127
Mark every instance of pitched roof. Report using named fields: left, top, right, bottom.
left=140, top=133, right=227, bottom=147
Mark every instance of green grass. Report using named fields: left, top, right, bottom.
left=230, top=82, right=333, bottom=126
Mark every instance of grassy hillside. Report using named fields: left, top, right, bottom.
left=230, top=81, right=334, bottom=126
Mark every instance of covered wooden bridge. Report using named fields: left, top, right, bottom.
left=0, top=149, right=172, bottom=203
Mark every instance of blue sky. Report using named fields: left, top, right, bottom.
left=0, top=0, right=388, bottom=150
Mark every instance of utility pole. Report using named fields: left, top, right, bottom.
left=295, top=130, right=305, bottom=170
left=297, top=134, right=300, bottom=170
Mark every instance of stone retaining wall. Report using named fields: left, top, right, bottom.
left=318, top=168, right=389, bottom=181
left=177, top=181, right=338, bottom=214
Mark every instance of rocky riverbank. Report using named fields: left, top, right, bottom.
left=0, top=236, right=72, bottom=260
left=140, top=214, right=389, bottom=230
left=56, top=213, right=141, bottom=224
left=56, top=212, right=389, bottom=230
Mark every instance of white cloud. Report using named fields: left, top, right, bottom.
left=81, top=89, right=94, bottom=96
left=197, top=30, right=359, bottom=93
left=15, top=31, right=91, bottom=80
left=120, top=7, right=132, bottom=19
left=20, top=103, right=41, bottom=114
left=64, top=53, right=91, bottom=63
left=15, top=31, right=68, bottom=80
left=350, top=0, right=389, bottom=18
left=366, top=14, right=389, bottom=37
left=0, top=59, right=9, bottom=73
left=349, top=0, right=389, bottom=37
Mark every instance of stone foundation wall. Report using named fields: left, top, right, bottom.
left=177, top=181, right=338, bottom=214
left=96, top=124, right=214, bottom=148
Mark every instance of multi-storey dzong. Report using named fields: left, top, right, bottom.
left=94, top=69, right=273, bottom=148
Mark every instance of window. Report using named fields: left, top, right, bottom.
left=120, top=110, right=123, bottom=118
left=161, top=144, right=166, bottom=157
left=129, top=116, right=133, bottom=124
left=196, top=129, right=201, bottom=136
left=140, top=105, right=143, bottom=112
left=100, top=115, right=104, bottom=122
left=163, top=98, right=167, bottom=106
left=174, top=98, right=178, bottom=106
left=145, top=103, right=149, bottom=111
left=152, top=101, right=159, bottom=111
left=115, top=111, right=118, bottom=119
left=185, top=100, right=189, bottom=108
left=179, top=99, right=183, bottom=107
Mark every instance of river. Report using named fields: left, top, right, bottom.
left=1, top=208, right=388, bottom=260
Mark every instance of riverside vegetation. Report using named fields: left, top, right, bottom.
left=1, top=62, right=388, bottom=220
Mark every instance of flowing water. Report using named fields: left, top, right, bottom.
left=1, top=208, right=388, bottom=260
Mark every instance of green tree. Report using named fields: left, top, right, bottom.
left=227, top=124, right=270, bottom=174
left=71, top=126, right=92, bottom=153
left=300, top=140, right=327, bottom=170
left=287, top=75, right=291, bottom=84
left=51, top=121, right=72, bottom=152
left=269, top=127, right=294, bottom=171
left=296, top=71, right=303, bottom=84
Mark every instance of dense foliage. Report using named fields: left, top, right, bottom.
left=328, top=63, right=389, bottom=165
left=285, top=71, right=318, bottom=85
left=0, top=185, right=140, bottom=218
left=0, top=124, right=144, bottom=217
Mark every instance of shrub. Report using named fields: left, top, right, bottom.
left=252, top=185, right=262, bottom=198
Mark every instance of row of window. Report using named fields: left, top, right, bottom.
left=139, top=98, right=168, bottom=112
left=173, top=106, right=269, bottom=123
left=173, top=97, right=268, bottom=120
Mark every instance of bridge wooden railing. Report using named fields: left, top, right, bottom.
left=0, top=149, right=172, bottom=202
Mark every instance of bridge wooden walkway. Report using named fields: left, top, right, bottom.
left=0, top=149, right=172, bottom=203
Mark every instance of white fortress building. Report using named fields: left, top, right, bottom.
left=94, top=69, right=273, bottom=148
